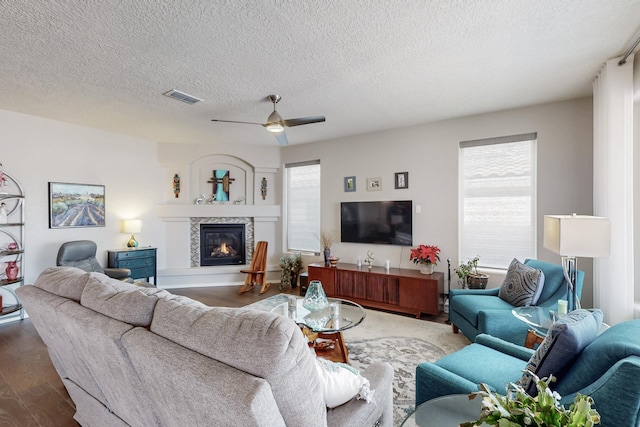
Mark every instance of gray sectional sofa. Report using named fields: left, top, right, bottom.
left=17, top=266, right=394, bottom=426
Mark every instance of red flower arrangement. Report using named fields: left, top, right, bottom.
left=410, top=244, right=441, bottom=265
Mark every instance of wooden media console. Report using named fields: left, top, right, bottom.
left=308, top=262, right=444, bottom=318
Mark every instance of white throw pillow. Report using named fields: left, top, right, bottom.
left=313, top=357, right=374, bottom=408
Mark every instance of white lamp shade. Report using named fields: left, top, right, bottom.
left=543, top=214, right=611, bottom=257
left=123, top=219, right=142, bottom=234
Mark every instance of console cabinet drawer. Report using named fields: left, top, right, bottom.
left=107, top=248, right=157, bottom=286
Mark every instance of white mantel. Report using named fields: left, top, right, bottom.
left=157, top=204, right=281, bottom=220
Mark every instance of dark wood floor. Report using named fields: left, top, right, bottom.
left=0, top=284, right=448, bottom=426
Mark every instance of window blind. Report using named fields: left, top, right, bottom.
left=285, top=160, right=321, bottom=253
left=459, top=133, right=537, bottom=269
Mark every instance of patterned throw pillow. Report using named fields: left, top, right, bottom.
left=518, top=309, right=603, bottom=395
left=498, top=258, right=545, bottom=306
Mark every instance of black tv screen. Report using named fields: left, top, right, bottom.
left=340, top=200, right=412, bottom=246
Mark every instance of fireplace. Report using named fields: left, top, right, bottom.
left=200, top=224, right=246, bottom=266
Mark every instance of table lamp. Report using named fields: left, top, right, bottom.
left=123, top=219, right=142, bottom=248
left=543, top=214, right=611, bottom=311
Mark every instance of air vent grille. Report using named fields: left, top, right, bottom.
left=163, top=89, right=203, bottom=105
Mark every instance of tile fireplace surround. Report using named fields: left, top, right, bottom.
left=157, top=204, right=280, bottom=288
left=190, top=217, right=253, bottom=267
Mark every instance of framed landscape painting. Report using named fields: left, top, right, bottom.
left=49, top=182, right=106, bottom=228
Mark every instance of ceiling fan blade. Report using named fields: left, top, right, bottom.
left=274, top=131, right=289, bottom=146
left=211, top=119, right=265, bottom=126
left=283, top=116, right=326, bottom=127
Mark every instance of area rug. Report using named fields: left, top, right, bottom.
left=246, top=294, right=470, bottom=426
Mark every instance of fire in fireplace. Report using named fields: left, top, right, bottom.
left=200, top=224, right=246, bottom=266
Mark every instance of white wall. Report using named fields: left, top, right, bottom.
left=0, top=109, right=162, bottom=289
left=281, top=98, right=595, bottom=306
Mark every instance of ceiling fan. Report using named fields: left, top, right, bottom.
left=211, top=95, right=325, bottom=145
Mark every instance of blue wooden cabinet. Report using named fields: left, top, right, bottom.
left=107, top=247, right=157, bottom=286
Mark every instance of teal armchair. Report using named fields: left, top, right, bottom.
left=416, top=320, right=640, bottom=427
left=449, top=259, right=584, bottom=345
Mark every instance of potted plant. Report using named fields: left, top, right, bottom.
left=455, top=256, right=489, bottom=288
left=410, top=244, right=441, bottom=275
left=279, top=252, right=303, bottom=290
left=318, top=230, right=335, bottom=264
left=461, top=372, right=600, bottom=427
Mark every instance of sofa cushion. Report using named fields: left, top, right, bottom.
left=81, top=273, right=169, bottom=327
left=314, top=358, right=372, bottom=409
left=498, top=258, right=545, bottom=307
left=122, top=327, right=286, bottom=426
left=523, top=259, right=568, bottom=305
left=518, top=309, right=603, bottom=394
left=150, top=295, right=326, bottom=427
left=452, top=294, right=515, bottom=328
left=34, top=266, right=91, bottom=301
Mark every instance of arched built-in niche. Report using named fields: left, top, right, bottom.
left=189, top=154, right=254, bottom=204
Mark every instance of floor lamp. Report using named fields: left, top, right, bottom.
left=543, top=214, right=611, bottom=312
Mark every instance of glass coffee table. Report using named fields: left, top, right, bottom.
left=271, top=297, right=366, bottom=363
left=401, top=394, right=484, bottom=426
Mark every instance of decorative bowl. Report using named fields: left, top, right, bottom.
left=328, top=256, right=340, bottom=267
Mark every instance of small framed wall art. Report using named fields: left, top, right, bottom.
left=49, top=182, right=106, bottom=228
left=344, top=176, right=356, bottom=192
left=366, top=177, right=382, bottom=191
left=395, top=172, right=409, bottom=189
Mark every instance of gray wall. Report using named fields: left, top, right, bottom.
left=281, top=97, right=595, bottom=306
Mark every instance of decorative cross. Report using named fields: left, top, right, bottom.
left=207, top=171, right=235, bottom=193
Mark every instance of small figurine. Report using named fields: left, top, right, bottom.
left=364, top=251, right=375, bottom=269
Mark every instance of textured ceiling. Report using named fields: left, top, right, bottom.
left=1, top=0, right=639, bottom=146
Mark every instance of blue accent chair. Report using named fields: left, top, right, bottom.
left=416, top=320, right=640, bottom=427
left=449, top=259, right=584, bottom=345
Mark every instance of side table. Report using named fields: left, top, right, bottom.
left=512, top=306, right=555, bottom=349
left=107, top=247, right=157, bottom=286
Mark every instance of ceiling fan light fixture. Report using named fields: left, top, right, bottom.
left=266, top=109, right=284, bottom=132
left=266, top=122, right=284, bottom=133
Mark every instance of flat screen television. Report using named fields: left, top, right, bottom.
left=340, top=200, right=412, bottom=246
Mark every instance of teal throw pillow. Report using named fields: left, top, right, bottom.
left=518, top=309, right=603, bottom=395
left=498, top=258, right=545, bottom=307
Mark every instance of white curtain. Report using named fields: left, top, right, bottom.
left=592, top=57, right=635, bottom=325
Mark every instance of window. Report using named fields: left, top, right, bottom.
left=285, top=160, right=321, bottom=253
left=459, top=133, right=537, bottom=269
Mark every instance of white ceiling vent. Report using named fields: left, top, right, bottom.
left=163, top=89, right=203, bottom=105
